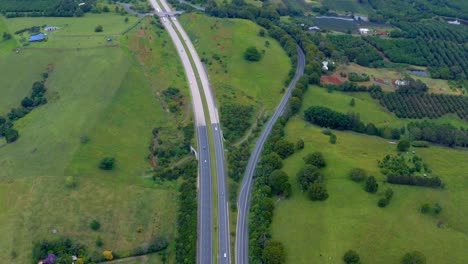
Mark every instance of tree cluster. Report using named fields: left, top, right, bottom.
left=220, top=102, right=254, bottom=142
left=162, top=86, right=183, bottom=113
left=378, top=188, right=394, bottom=208
left=175, top=160, right=198, bottom=264
left=304, top=105, right=402, bottom=140
left=407, top=121, right=468, bottom=148
left=32, top=238, right=88, bottom=264
left=378, top=154, right=443, bottom=188
left=1, top=75, right=49, bottom=144
left=243, top=46, right=261, bottom=61
left=348, top=72, right=370, bottom=82
left=0, top=0, right=96, bottom=17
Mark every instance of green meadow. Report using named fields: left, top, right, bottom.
left=179, top=13, right=291, bottom=113
left=0, top=14, right=186, bottom=263
left=270, top=86, right=468, bottom=263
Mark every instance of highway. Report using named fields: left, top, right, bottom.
left=148, top=0, right=231, bottom=263
left=147, top=0, right=214, bottom=263
left=235, top=46, right=305, bottom=264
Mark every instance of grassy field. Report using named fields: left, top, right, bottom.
left=4, top=13, right=139, bottom=48
left=271, top=117, right=468, bottom=263
left=302, top=85, right=468, bottom=129
left=178, top=13, right=291, bottom=113
left=0, top=14, right=186, bottom=263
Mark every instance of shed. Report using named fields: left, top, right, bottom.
left=359, top=28, right=370, bottom=35
left=29, top=33, right=46, bottom=42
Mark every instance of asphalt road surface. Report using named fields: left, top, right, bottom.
left=235, top=46, right=305, bottom=264
left=155, top=0, right=232, bottom=263
left=147, top=0, right=214, bottom=263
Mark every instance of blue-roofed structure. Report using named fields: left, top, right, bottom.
left=29, top=33, right=46, bottom=42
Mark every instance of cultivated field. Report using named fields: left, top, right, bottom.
left=178, top=13, right=291, bottom=113
left=0, top=14, right=185, bottom=263
left=271, top=117, right=468, bottom=263
left=302, top=86, right=468, bottom=129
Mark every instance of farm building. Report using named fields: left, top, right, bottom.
left=359, top=28, right=370, bottom=35
left=393, top=80, right=409, bottom=87
left=29, top=33, right=46, bottom=42
left=322, top=61, right=329, bottom=70
left=308, top=26, right=320, bottom=31
left=447, top=20, right=460, bottom=25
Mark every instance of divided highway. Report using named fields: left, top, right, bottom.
left=148, top=0, right=231, bottom=263
left=236, top=46, right=305, bottom=264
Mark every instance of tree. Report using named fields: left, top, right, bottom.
left=2, top=32, right=12, bottom=40
left=268, top=170, right=291, bottom=197
left=349, top=98, right=355, bottom=107
left=289, top=97, right=302, bottom=115
left=65, top=176, right=78, bottom=189
left=296, top=139, right=304, bottom=150
left=243, top=46, right=261, bottom=61
left=307, top=182, right=328, bottom=201
left=258, top=29, right=265, bottom=37
left=364, top=176, right=378, bottom=193
left=349, top=168, right=367, bottom=182
left=90, top=220, right=101, bottom=231
left=95, top=236, right=103, bottom=247
left=102, top=250, right=113, bottom=261
left=99, top=157, right=115, bottom=170
left=329, top=134, right=337, bottom=144
left=261, top=152, right=283, bottom=173
left=297, top=165, right=321, bottom=191
left=124, top=17, right=129, bottom=23
left=273, top=139, right=295, bottom=159
left=398, top=139, right=410, bottom=152
left=420, top=203, right=430, bottom=214
left=4, top=128, right=19, bottom=143
left=343, top=249, right=360, bottom=264
left=21, top=97, right=34, bottom=108
left=95, top=25, right=103, bottom=32
left=378, top=198, right=389, bottom=207
left=402, top=251, right=426, bottom=264
left=262, top=240, right=285, bottom=264
left=102, top=6, right=110, bottom=12
left=303, top=152, right=326, bottom=168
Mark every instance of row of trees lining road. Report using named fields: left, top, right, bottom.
left=0, top=0, right=97, bottom=17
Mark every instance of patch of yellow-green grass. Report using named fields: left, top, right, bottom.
left=303, top=86, right=468, bottom=129
left=4, top=13, right=139, bottom=48
left=271, top=117, right=468, bottom=264
left=178, top=13, right=291, bottom=113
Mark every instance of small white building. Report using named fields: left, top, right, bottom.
left=308, top=26, right=320, bottom=31
left=359, top=28, right=370, bottom=35
left=322, top=61, right=329, bottom=71
left=447, top=20, right=460, bottom=25
left=395, top=80, right=409, bottom=87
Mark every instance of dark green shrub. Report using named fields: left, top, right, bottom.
left=90, top=220, right=101, bottom=231
left=99, top=157, right=115, bottom=170
left=349, top=168, right=367, bottom=182
left=343, top=249, right=360, bottom=264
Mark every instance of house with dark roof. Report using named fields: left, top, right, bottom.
left=29, top=33, right=46, bottom=42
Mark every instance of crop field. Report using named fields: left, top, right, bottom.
left=271, top=115, right=468, bottom=263
left=0, top=14, right=185, bottom=263
left=322, top=0, right=373, bottom=14
left=302, top=86, right=468, bottom=129
left=178, top=13, right=291, bottom=113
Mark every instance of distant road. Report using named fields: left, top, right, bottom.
left=236, top=46, right=305, bottom=264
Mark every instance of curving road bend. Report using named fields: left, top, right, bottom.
left=236, top=46, right=305, bottom=264
left=147, top=0, right=214, bottom=263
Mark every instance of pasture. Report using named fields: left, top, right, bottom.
left=0, top=14, right=185, bottom=263
left=271, top=116, right=468, bottom=263
left=178, top=13, right=291, bottom=113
